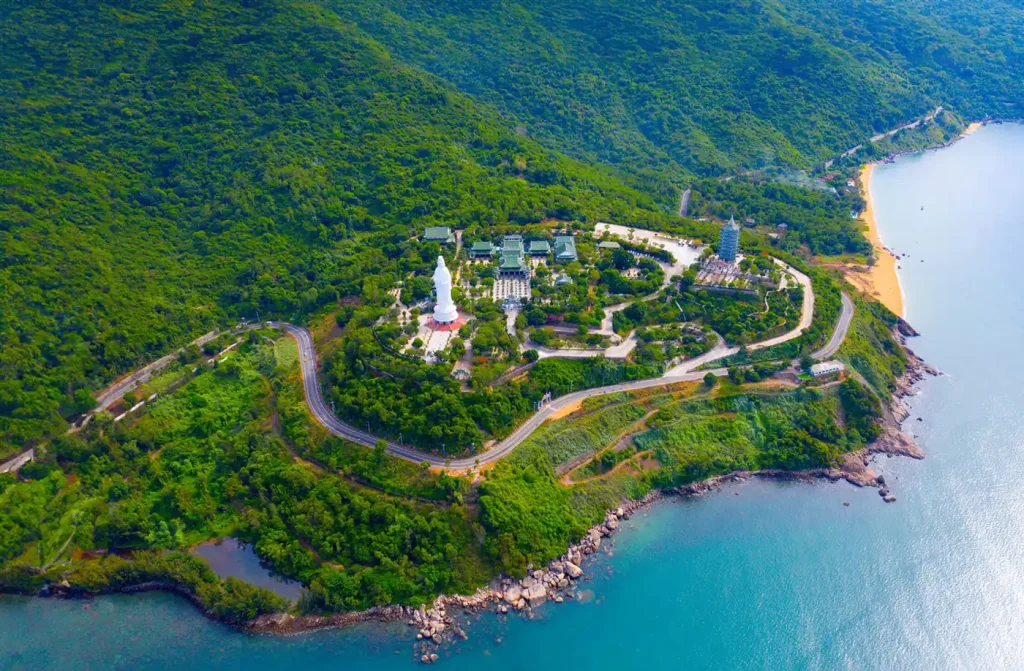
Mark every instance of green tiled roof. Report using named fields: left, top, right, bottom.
left=503, top=236, right=523, bottom=252
left=424, top=226, right=453, bottom=242
left=553, top=235, right=577, bottom=261
left=500, top=251, right=526, bottom=271
left=528, top=240, right=551, bottom=254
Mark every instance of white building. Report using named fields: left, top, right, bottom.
left=809, top=360, right=845, bottom=377
left=433, top=256, right=459, bottom=324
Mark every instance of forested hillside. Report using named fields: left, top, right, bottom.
left=2, top=0, right=1018, bottom=457
left=776, top=0, right=1024, bottom=119
left=0, top=0, right=983, bottom=616
left=329, top=0, right=1023, bottom=177
left=0, top=0, right=672, bottom=455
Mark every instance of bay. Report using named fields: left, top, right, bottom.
left=3, top=123, right=1024, bottom=670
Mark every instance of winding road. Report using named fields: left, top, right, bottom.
left=93, top=330, right=221, bottom=411
left=270, top=284, right=853, bottom=469
left=0, top=280, right=853, bottom=475
left=812, top=292, right=855, bottom=360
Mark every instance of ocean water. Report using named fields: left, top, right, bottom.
left=4, top=123, right=1024, bottom=670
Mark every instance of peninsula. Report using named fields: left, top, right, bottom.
left=1, top=0, right=1018, bottom=660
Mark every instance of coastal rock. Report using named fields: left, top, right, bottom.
left=564, top=562, right=583, bottom=579
left=605, top=514, right=619, bottom=531
left=883, top=494, right=897, bottom=503
left=525, top=582, right=547, bottom=606
left=837, top=452, right=878, bottom=487
left=895, top=318, right=919, bottom=338
left=871, top=426, right=925, bottom=460
left=503, top=585, right=522, bottom=604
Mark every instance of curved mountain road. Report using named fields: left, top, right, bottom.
left=812, top=292, right=855, bottom=360
left=270, top=288, right=853, bottom=469
left=1, top=289, right=852, bottom=475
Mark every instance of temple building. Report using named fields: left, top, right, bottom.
left=499, top=249, right=527, bottom=275
left=499, top=235, right=527, bottom=275
left=432, top=256, right=459, bottom=324
left=528, top=240, right=551, bottom=256
left=553, top=235, right=577, bottom=262
left=469, top=241, right=495, bottom=258
left=718, top=217, right=740, bottom=263
left=424, top=226, right=455, bottom=244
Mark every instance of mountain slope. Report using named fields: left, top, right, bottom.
left=0, top=0, right=671, bottom=454
left=329, top=0, right=1022, bottom=175
left=775, top=0, right=1024, bottom=119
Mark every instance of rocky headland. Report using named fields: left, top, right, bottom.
left=41, top=325, right=941, bottom=664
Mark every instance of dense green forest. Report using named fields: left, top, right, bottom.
left=0, top=332, right=885, bottom=611
left=329, top=0, right=1023, bottom=177
left=0, top=337, right=491, bottom=613
left=0, top=0, right=978, bottom=622
left=776, top=0, right=1024, bottom=120
left=0, top=0, right=678, bottom=457
left=3, top=0, right=1019, bottom=458
left=5, top=0, right=996, bottom=456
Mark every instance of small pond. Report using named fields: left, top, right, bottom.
left=192, top=538, right=304, bottom=602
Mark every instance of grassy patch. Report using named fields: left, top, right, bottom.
left=274, top=337, right=299, bottom=370
left=515, top=402, right=648, bottom=468
left=837, top=294, right=908, bottom=398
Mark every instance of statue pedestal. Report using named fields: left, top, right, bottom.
left=433, top=303, right=459, bottom=324
left=428, top=315, right=467, bottom=332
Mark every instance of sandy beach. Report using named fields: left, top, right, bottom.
left=843, top=164, right=904, bottom=317
left=843, top=120, right=990, bottom=317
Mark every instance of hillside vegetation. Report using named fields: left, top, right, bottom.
left=2, top=0, right=1004, bottom=457
left=0, top=336, right=489, bottom=613
left=330, top=0, right=1022, bottom=176
left=0, top=0, right=672, bottom=456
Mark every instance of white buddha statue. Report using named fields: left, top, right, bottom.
left=432, top=256, right=458, bottom=324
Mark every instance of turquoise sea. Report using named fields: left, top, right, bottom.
left=4, top=123, right=1024, bottom=670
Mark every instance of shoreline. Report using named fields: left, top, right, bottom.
left=255, top=330, right=941, bottom=646
left=7, top=123, right=977, bottom=655
left=846, top=163, right=905, bottom=318
left=844, top=117, right=1019, bottom=319
left=17, top=336, right=937, bottom=658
